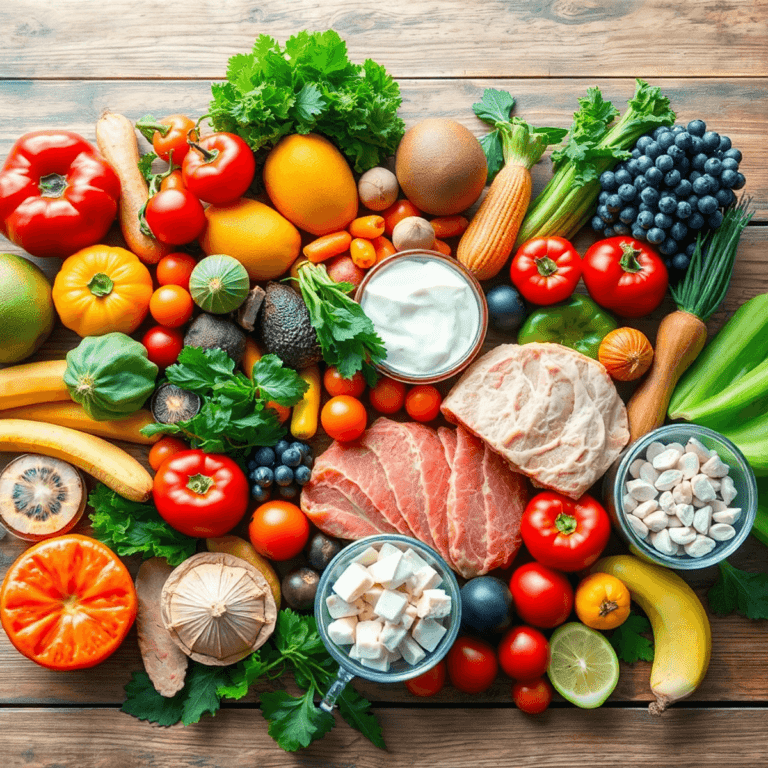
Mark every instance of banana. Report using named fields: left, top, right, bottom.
left=0, top=419, right=153, bottom=502
left=0, top=359, right=69, bottom=410
left=590, top=555, right=711, bottom=715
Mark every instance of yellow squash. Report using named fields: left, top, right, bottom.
left=290, top=365, right=321, bottom=440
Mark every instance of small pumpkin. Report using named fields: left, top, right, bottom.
left=598, top=327, right=654, bottom=381
left=64, top=332, right=158, bottom=421
left=574, top=573, right=631, bottom=631
left=52, top=245, right=153, bottom=337
left=189, top=254, right=250, bottom=314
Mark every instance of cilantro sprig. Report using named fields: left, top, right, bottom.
left=708, top=560, right=768, bottom=620
left=608, top=610, right=655, bottom=664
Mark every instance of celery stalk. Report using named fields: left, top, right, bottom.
left=751, top=478, right=768, bottom=548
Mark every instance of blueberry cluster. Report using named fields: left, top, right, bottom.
left=247, top=439, right=313, bottom=503
left=592, top=120, right=745, bottom=272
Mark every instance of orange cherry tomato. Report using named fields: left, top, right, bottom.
left=148, top=436, right=189, bottom=471
left=160, top=169, right=187, bottom=192
left=248, top=500, right=310, bottom=561
left=149, top=284, right=194, bottom=327
left=267, top=401, right=291, bottom=424
left=156, top=252, right=197, bottom=288
left=321, top=395, right=367, bottom=442
left=349, top=238, right=377, bottom=269
left=405, top=385, right=443, bottom=422
left=0, top=534, right=137, bottom=670
left=369, top=376, right=406, bottom=414
left=324, top=366, right=366, bottom=398
left=382, top=199, right=421, bottom=236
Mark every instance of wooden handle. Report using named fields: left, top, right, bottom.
left=626, top=310, right=708, bottom=442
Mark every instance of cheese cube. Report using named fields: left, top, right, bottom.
left=355, top=620, right=384, bottom=659
left=412, top=618, right=447, bottom=652
left=358, top=601, right=377, bottom=621
left=326, top=594, right=360, bottom=619
left=374, top=589, right=409, bottom=623
left=353, top=546, right=380, bottom=567
left=408, top=565, right=442, bottom=597
left=388, top=646, right=402, bottom=663
left=399, top=634, right=427, bottom=666
left=381, top=621, right=409, bottom=652
left=368, top=551, right=413, bottom=589
left=400, top=607, right=417, bottom=631
left=378, top=542, right=402, bottom=560
left=349, top=643, right=362, bottom=661
left=361, top=654, right=390, bottom=672
left=402, top=547, right=429, bottom=572
left=327, top=616, right=358, bottom=645
left=415, top=589, right=452, bottom=619
left=332, top=562, right=374, bottom=603
left=362, top=585, right=384, bottom=605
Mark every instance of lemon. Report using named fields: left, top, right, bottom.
left=547, top=622, right=620, bottom=708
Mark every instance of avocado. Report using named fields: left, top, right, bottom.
left=258, top=282, right=321, bottom=370
left=184, top=313, right=246, bottom=364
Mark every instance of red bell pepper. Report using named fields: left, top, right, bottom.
left=0, top=130, right=120, bottom=259
left=510, top=236, right=582, bottom=305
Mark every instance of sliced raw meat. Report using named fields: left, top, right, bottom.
left=441, top=342, right=629, bottom=499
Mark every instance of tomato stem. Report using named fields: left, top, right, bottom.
left=535, top=255, right=559, bottom=277
left=554, top=512, right=578, bottom=535
left=87, top=272, right=114, bottom=297
left=188, top=140, right=219, bottom=164
left=619, top=241, right=643, bottom=273
left=187, top=473, right=215, bottom=495
left=38, top=172, right=68, bottom=198
left=599, top=599, right=619, bottom=617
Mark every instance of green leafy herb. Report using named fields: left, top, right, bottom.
left=88, top=484, right=197, bottom=566
left=141, top=347, right=308, bottom=460
left=137, top=151, right=158, bottom=182
left=609, top=610, right=655, bottom=664
left=708, top=559, right=768, bottom=620
left=208, top=30, right=405, bottom=173
left=296, top=262, right=386, bottom=386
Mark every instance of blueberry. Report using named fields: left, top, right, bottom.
left=292, top=441, right=311, bottom=458
left=704, top=173, right=721, bottom=192
left=634, top=175, right=650, bottom=192
left=714, top=149, right=724, bottom=159
left=599, top=171, right=618, bottom=191
left=663, top=169, right=682, bottom=188
left=636, top=135, right=653, bottom=152
left=701, top=131, right=721, bottom=152
left=723, top=148, right=742, bottom=163
left=692, top=153, right=708, bottom=171
left=251, top=485, right=271, bottom=503
left=247, top=459, right=258, bottom=471
left=692, top=176, right=712, bottom=196
left=302, top=454, right=314, bottom=469
left=674, top=180, right=693, bottom=198
left=638, top=202, right=653, bottom=213
left=718, top=135, right=732, bottom=151
left=676, top=200, right=693, bottom=219
left=597, top=205, right=614, bottom=223
left=733, top=172, right=746, bottom=190
left=645, top=167, right=663, bottom=186
left=281, top=447, right=302, bottom=468
left=654, top=212, right=673, bottom=230
left=658, top=196, right=677, bottom=215
left=687, top=194, right=700, bottom=210
left=635, top=155, right=653, bottom=174
left=708, top=210, right=724, bottom=229
left=615, top=169, right=633, bottom=186
left=685, top=242, right=697, bottom=257
left=652, top=126, right=669, bottom=140
left=721, top=157, right=739, bottom=172
left=645, top=142, right=661, bottom=160
left=677, top=156, right=691, bottom=174
left=274, top=465, right=294, bottom=486
left=647, top=227, right=665, bottom=245
left=675, top=132, right=694, bottom=151
left=613, top=223, right=630, bottom=235
left=667, top=145, right=685, bottom=163
left=277, top=484, right=299, bottom=500
left=672, top=253, right=691, bottom=271
left=704, top=157, right=723, bottom=176
left=689, top=213, right=705, bottom=230
left=636, top=210, right=654, bottom=229
left=698, top=195, right=719, bottom=215
left=274, top=439, right=291, bottom=458
left=294, top=465, right=312, bottom=486
left=591, top=215, right=605, bottom=231
left=603, top=226, right=617, bottom=237
left=715, top=188, right=735, bottom=207
left=689, top=170, right=702, bottom=184
left=687, top=119, right=706, bottom=137
left=253, top=466, right=274, bottom=488
left=719, top=169, right=738, bottom=189
left=626, top=159, right=639, bottom=176
left=689, top=136, right=704, bottom=154
left=655, top=154, right=674, bottom=173
left=618, top=183, right=637, bottom=202
left=606, top=194, right=622, bottom=212
left=251, top=446, right=276, bottom=468
left=598, top=190, right=609, bottom=204
left=640, top=187, right=660, bottom=206
left=631, top=148, right=641, bottom=160
left=657, top=131, right=675, bottom=150
left=631, top=226, right=647, bottom=241
left=619, top=206, right=638, bottom=224
left=670, top=222, right=688, bottom=241
left=671, top=125, right=686, bottom=134
left=659, top=238, right=678, bottom=256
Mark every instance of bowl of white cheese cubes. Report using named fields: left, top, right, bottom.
left=604, top=424, right=757, bottom=569
left=314, top=534, right=461, bottom=710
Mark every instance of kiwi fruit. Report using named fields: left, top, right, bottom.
left=151, top=383, right=201, bottom=424
left=0, top=454, right=86, bottom=541
left=184, top=313, right=246, bottom=364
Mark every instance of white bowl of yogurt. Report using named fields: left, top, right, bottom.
left=355, top=249, right=488, bottom=384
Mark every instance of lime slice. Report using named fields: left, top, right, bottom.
left=547, top=622, right=620, bottom=709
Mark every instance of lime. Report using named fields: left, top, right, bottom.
left=547, top=622, right=620, bottom=708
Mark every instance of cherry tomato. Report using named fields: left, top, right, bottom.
left=136, top=113, right=196, bottom=163
left=498, top=626, right=550, bottom=680
left=369, top=376, right=406, bottom=414
left=446, top=636, right=498, bottom=694
left=509, top=563, right=574, bottom=629
left=323, top=366, right=366, bottom=398
left=156, top=252, right=197, bottom=289
left=248, top=500, right=310, bottom=561
left=405, top=385, right=442, bottom=422
left=147, top=436, right=189, bottom=472
left=144, top=188, right=206, bottom=245
left=405, top=660, right=446, bottom=697
left=149, top=285, right=194, bottom=328
left=160, top=169, right=186, bottom=192
left=382, top=199, right=421, bottom=236
left=141, top=325, right=184, bottom=368
left=512, top=677, right=553, bottom=715
left=321, top=395, right=367, bottom=442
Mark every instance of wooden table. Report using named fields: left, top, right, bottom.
left=1, top=1, right=767, bottom=765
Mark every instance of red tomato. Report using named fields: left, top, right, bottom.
left=498, top=626, right=550, bottom=680
left=149, top=285, right=194, bottom=328
left=520, top=491, right=611, bottom=572
left=323, top=366, right=366, bottom=398
left=446, top=636, right=498, bottom=694
left=156, top=252, right=197, bottom=288
left=144, top=188, right=206, bottom=245
left=152, top=450, right=249, bottom=538
left=321, top=395, right=367, bottom=442
left=512, top=677, right=553, bottom=715
left=142, top=325, right=184, bottom=369
left=248, top=501, right=310, bottom=561
left=382, top=199, right=421, bottom=236
left=509, top=563, right=574, bottom=629
left=405, top=385, right=442, bottom=422
left=510, top=237, right=582, bottom=305
left=147, top=436, right=189, bottom=472
left=405, top=660, right=446, bottom=697
left=581, top=236, right=668, bottom=318
left=136, top=114, right=196, bottom=163
left=369, top=376, right=406, bottom=414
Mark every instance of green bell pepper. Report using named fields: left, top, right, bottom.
left=517, top=294, right=617, bottom=359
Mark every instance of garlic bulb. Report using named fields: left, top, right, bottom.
left=161, top=552, right=277, bottom=666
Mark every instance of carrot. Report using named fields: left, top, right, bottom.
left=433, top=238, right=451, bottom=257
left=350, top=238, right=377, bottom=269
left=349, top=215, right=385, bottom=239
left=430, top=215, right=469, bottom=239
left=371, top=235, right=396, bottom=263
left=382, top=199, right=421, bottom=236
left=302, top=231, right=352, bottom=263
left=95, top=112, right=170, bottom=265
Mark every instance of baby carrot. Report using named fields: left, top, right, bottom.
left=433, top=238, right=452, bottom=256
left=350, top=238, right=377, bottom=269
left=303, top=231, right=352, bottom=263
left=431, top=215, right=469, bottom=239
left=371, top=235, right=396, bottom=263
left=349, top=215, right=385, bottom=239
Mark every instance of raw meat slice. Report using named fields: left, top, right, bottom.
left=441, top=342, right=629, bottom=499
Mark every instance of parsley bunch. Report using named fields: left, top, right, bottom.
left=708, top=560, right=768, bottom=620
left=608, top=610, right=655, bottom=664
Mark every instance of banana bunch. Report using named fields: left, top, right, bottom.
left=591, top=555, right=711, bottom=714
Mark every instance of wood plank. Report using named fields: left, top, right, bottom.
left=0, top=78, right=764, bottom=220
left=1, top=0, right=766, bottom=79
left=2, top=707, right=768, bottom=767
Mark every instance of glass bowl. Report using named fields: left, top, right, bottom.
left=314, top=533, right=461, bottom=711
left=354, top=249, right=488, bottom=385
left=603, top=424, right=757, bottom=570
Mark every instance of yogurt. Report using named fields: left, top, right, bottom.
left=359, top=255, right=483, bottom=378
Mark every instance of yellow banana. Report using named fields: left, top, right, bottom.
left=0, top=359, right=69, bottom=410
left=590, top=555, right=711, bottom=715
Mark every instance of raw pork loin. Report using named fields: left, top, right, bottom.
left=441, top=342, right=629, bottom=499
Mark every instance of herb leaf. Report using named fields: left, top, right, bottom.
left=338, top=686, right=386, bottom=749
left=260, top=690, right=336, bottom=752
left=609, top=611, right=655, bottom=664
left=137, top=152, right=158, bottom=182
left=473, top=88, right=515, bottom=126
left=708, top=559, right=768, bottom=620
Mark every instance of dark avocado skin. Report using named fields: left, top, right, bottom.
left=184, top=314, right=246, bottom=364
left=258, top=283, right=322, bottom=370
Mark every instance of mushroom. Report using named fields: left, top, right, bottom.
left=392, top=216, right=436, bottom=251
left=357, top=167, right=399, bottom=211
